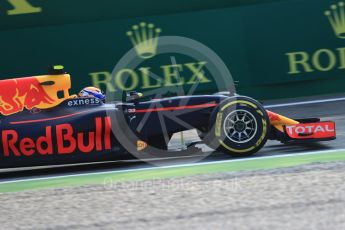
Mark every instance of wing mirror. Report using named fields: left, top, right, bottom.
left=126, top=91, right=143, bottom=103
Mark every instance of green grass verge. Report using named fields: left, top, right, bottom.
left=1, top=151, right=345, bottom=193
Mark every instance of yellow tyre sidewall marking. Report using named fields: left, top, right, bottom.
left=216, top=100, right=267, bottom=153
left=215, top=112, right=223, bottom=137
left=220, top=100, right=257, bottom=112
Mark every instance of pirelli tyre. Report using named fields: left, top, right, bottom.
left=206, top=96, right=270, bottom=157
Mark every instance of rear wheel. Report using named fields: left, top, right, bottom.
left=205, top=96, right=269, bottom=157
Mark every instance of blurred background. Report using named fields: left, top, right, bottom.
left=0, top=0, right=343, bottom=99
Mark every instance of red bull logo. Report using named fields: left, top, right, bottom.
left=1, top=117, right=112, bottom=157
left=0, top=74, right=71, bottom=116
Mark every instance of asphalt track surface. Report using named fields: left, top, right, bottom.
left=1, top=97, right=345, bottom=230
left=1, top=97, right=345, bottom=181
left=1, top=161, right=345, bottom=229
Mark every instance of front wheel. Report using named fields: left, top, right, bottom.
left=205, top=96, right=270, bottom=157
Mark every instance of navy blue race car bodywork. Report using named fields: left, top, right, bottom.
left=0, top=94, right=227, bottom=168
left=0, top=68, right=336, bottom=169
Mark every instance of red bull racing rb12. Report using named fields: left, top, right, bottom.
left=0, top=66, right=336, bottom=169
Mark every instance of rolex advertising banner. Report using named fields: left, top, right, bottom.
left=0, top=0, right=344, bottom=100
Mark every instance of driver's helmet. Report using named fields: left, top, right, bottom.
left=79, top=87, right=106, bottom=102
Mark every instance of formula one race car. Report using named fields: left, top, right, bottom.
left=0, top=66, right=336, bottom=168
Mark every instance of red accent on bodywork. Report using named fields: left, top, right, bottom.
left=133, top=103, right=217, bottom=113
left=267, top=110, right=281, bottom=122
left=285, top=122, right=336, bottom=139
left=95, top=117, right=102, bottom=151
left=56, top=124, right=76, bottom=154
left=78, top=132, right=95, bottom=153
left=36, top=126, right=53, bottom=155
left=104, top=116, right=111, bottom=150
left=20, top=138, right=35, bottom=156
left=2, top=130, right=20, bottom=157
left=9, top=111, right=88, bottom=125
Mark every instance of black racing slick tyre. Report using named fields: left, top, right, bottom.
left=206, top=96, right=270, bottom=157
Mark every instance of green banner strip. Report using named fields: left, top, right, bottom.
left=1, top=150, right=345, bottom=193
